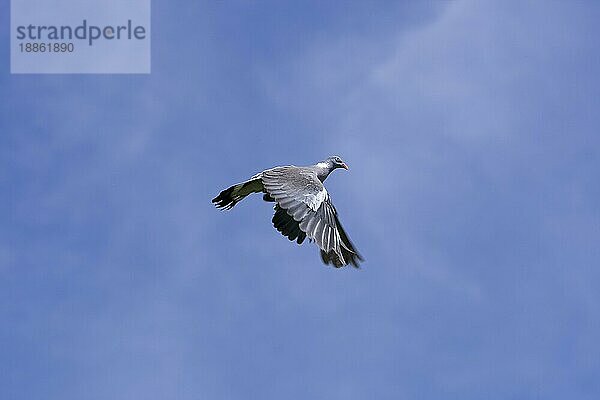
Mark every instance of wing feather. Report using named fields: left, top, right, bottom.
left=262, top=167, right=362, bottom=268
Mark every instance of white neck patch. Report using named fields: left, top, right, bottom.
left=316, top=162, right=329, bottom=169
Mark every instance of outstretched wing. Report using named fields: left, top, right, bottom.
left=262, top=167, right=362, bottom=268
left=212, top=173, right=263, bottom=210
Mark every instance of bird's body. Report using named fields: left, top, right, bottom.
left=212, top=156, right=363, bottom=268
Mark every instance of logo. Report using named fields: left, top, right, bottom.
left=11, top=0, right=151, bottom=74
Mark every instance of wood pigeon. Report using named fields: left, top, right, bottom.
left=212, top=156, right=363, bottom=268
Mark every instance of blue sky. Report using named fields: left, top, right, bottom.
left=2, top=1, right=600, bottom=399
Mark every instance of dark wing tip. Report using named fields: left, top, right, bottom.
left=320, top=249, right=362, bottom=268
left=347, top=252, right=363, bottom=268
left=272, top=205, right=308, bottom=244
left=212, top=187, right=236, bottom=210
left=320, top=250, right=345, bottom=268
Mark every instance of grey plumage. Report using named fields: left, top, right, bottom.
left=212, top=156, right=363, bottom=268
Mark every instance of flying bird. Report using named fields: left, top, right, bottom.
left=212, top=156, right=363, bottom=268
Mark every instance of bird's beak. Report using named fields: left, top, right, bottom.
left=341, top=162, right=349, bottom=170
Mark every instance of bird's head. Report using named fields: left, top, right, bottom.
left=320, top=155, right=349, bottom=171
left=315, top=156, right=349, bottom=182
